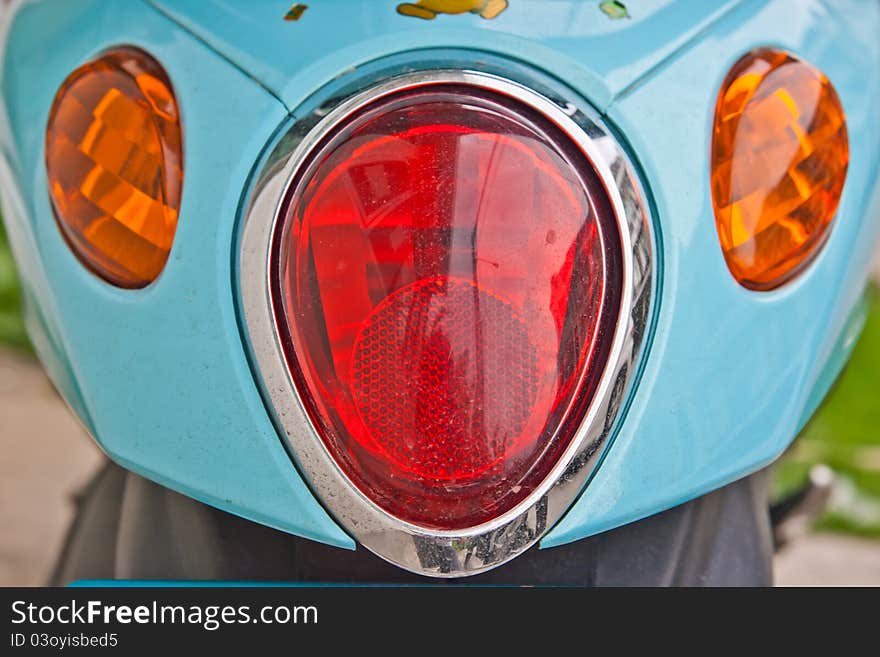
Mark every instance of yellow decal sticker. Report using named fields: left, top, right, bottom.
left=284, top=3, right=308, bottom=21
left=599, top=1, right=629, bottom=20
left=396, top=0, right=509, bottom=21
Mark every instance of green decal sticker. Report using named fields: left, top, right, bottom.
left=284, top=3, right=308, bottom=21
left=397, top=0, right=509, bottom=21
left=599, top=1, right=630, bottom=20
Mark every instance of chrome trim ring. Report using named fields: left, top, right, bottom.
left=239, top=69, right=654, bottom=577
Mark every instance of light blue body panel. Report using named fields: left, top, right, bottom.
left=0, top=0, right=352, bottom=548
left=0, top=0, right=878, bottom=552
left=149, top=0, right=743, bottom=113
left=549, top=0, right=880, bottom=545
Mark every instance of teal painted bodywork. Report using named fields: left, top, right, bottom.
left=0, top=0, right=351, bottom=548
left=148, top=0, right=744, bottom=113
left=1, top=0, right=878, bottom=553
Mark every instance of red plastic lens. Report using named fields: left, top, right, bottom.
left=275, top=88, right=621, bottom=529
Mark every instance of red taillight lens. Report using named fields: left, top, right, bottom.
left=275, top=88, right=621, bottom=529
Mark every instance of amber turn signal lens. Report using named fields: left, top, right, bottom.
left=45, top=47, right=182, bottom=288
left=711, top=48, right=848, bottom=290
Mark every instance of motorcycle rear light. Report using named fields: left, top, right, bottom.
left=273, top=87, right=622, bottom=530
left=45, top=47, right=182, bottom=288
left=711, top=49, right=848, bottom=290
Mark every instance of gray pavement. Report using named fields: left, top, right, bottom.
left=0, top=349, right=102, bottom=585
left=776, top=534, right=880, bottom=586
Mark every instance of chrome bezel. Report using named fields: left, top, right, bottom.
left=239, top=69, right=654, bottom=577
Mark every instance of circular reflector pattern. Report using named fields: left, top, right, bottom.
left=275, top=88, right=622, bottom=529
left=351, top=277, right=539, bottom=481
left=45, top=47, right=182, bottom=288
left=711, top=48, right=848, bottom=290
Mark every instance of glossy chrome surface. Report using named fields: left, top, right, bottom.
left=239, top=69, right=654, bottom=576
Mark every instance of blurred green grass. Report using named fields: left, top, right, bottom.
left=773, top=284, right=880, bottom=537
left=0, top=211, right=878, bottom=536
left=0, top=217, right=30, bottom=351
